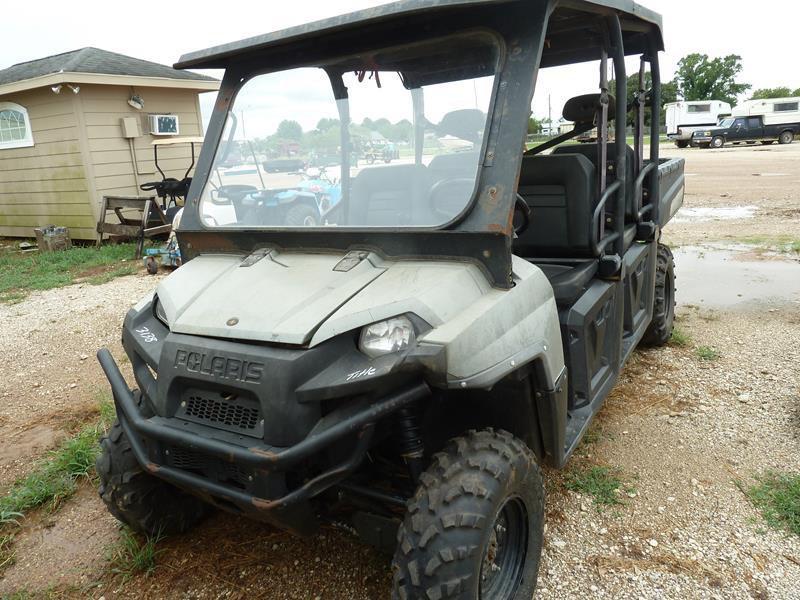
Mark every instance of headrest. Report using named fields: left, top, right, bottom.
left=563, top=93, right=616, bottom=124
left=437, top=109, right=486, bottom=143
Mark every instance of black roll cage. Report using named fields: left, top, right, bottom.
left=175, top=0, right=664, bottom=288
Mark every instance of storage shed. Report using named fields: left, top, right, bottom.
left=0, top=48, right=219, bottom=240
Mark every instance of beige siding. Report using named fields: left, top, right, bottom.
left=0, top=83, right=207, bottom=240
left=81, top=85, right=204, bottom=196
left=0, top=88, right=93, bottom=238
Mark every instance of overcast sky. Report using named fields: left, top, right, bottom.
left=2, top=0, right=795, bottom=128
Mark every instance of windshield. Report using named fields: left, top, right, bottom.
left=718, top=117, right=735, bottom=127
left=199, top=33, right=498, bottom=229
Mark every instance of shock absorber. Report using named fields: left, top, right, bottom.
left=395, top=406, right=425, bottom=484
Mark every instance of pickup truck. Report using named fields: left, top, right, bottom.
left=692, top=116, right=798, bottom=148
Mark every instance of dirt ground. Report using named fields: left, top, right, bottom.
left=1, top=142, right=799, bottom=599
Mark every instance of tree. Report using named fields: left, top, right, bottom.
left=276, top=119, right=303, bottom=140
left=315, top=118, right=340, bottom=131
left=527, top=117, right=544, bottom=134
left=673, top=53, right=751, bottom=106
left=751, top=87, right=795, bottom=99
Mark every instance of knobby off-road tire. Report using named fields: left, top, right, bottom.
left=284, top=203, right=319, bottom=227
left=642, top=243, right=676, bottom=346
left=96, top=391, right=209, bottom=536
left=392, top=429, right=544, bottom=600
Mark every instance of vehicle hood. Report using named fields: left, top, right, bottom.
left=155, top=250, right=500, bottom=347
left=157, top=251, right=386, bottom=345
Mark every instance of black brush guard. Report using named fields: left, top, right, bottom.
left=97, top=348, right=429, bottom=526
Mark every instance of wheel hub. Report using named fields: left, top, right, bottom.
left=480, top=497, right=528, bottom=599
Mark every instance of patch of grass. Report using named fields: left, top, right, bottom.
left=0, top=533, right=15, bottom=571
left=696, top=345, right=720, bottom=361
left=739, top=235, right=800, bottom=254
left=0, top=242, right=138, bottom=303
left=0, top=396, right=114, bottom=524
left=743, top=471, right=800, bottom=536
left=564, top=465, right=634, bottom=507
left=669, top=327, right=691, bottom=347
left=108, top=527, right=165, bottom=581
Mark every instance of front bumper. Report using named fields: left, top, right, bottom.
left=98, top=348, right=429, bottom=533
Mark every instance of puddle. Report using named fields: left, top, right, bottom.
left=674, top=245, right=800, bottom=308
left=672, top=206, right=757, bottom=223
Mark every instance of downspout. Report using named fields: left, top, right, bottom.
left=608, top=14, right=627, bottom=259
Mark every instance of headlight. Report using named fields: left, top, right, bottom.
left=704, top=131, right=711, bottom=137
left=359, top=316, right=416, bottom=358
left=153, top=297, right=169, bottom=327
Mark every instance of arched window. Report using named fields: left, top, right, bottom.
left=0, top=102, right=34, bottom=149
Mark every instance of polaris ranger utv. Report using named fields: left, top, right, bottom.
left=96, top=0, right=684, bottom=597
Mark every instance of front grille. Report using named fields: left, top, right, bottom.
left=164, top=445, right=252, bottom=490
left=176, top=389, right=263, bottom=438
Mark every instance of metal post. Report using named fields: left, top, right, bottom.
left=647, top=37, right=662, bottom=226
left=608, top=15, right=627, bottom=259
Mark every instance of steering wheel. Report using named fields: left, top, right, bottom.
left=514, top=193, right=531, bottom=235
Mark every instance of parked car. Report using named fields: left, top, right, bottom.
left=665, top=100, right=731, bottom=148
left=693, top=97, right=800, bottom=148
left=262, top=157, right=307, bottom=172
left=95, top=1, right=683, bottom=597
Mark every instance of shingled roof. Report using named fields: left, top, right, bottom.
left=0, top=47, right=218, bottom=94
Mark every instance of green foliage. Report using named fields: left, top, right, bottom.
left=0, top=242, right=137, bottom=303
left=743, top=471, right=800, bottom=536
left=0, top=397, right=114, bottom=524
left=674, top=53, right=751, bottom=106
left=751, top=87, right=799, bottom=100
left=696, top=345, right=720, bottom=361
left=275, top=119, right=303, bottom=141
left=108, top=527, right=165, bottom=580
left=564, top=466, right=634, bottom=507
left=669, top=327, right=691, bottom=347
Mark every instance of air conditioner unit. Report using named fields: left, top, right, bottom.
left=148, top=114, right=179, bottom=136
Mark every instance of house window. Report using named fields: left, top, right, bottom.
left=774, top=102, right=798, bottom=112
left=0, top=102, right=34, bottom=149
left=687, top=104, right=711, bottom=113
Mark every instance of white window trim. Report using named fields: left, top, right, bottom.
left=0, top=102, right=35, bottom=149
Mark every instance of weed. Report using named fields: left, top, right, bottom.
left=0, top=533, right=15, bottom=571
left=0, top=242, right=138, bottom=303
left=696, top=345, right=720, bottom=361
left=564, top=465, right=634, bottom=507
left=669, top=327, right=691, bottom=347
left=742, top=471, right=800, bottom=536
left=0, top=397, right=114, bottom=525
left=108, top=527, right=165, bottom=580
left=739, top=236, right=800, bottom=254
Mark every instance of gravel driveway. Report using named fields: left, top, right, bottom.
left=1, top=143, right=799, bottom=598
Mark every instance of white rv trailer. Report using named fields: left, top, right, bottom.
left=665, top=100, right=732, bottom=147
left=732, top=97, right=800, bottom=124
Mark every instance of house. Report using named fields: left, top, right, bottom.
left=0, top=47, right=219, bottom=240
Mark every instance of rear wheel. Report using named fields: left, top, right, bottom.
left=145, top=256, right=158, bottom=275
left=779, top=131, right=794, bottom=145
left=96, top=392, right=210, bottom=536
left=391, top=429, right=544, bottom=600
left=675, top=140, right=689, bottom=149
left=642, top=243, right=675, bottom=346
left=710, top=136, right=725, bottom=149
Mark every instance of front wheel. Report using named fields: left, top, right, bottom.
left=283, top=203, right=319, bottom=227
left=710, top=136, right=725, bottom=149
left=642, top=243, right=675, bottom=346
left=96, top=393, right=210, bottom=536
left=779, top=131, right=794, bottom=145
left=392, top=429, right=544, bottom=600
